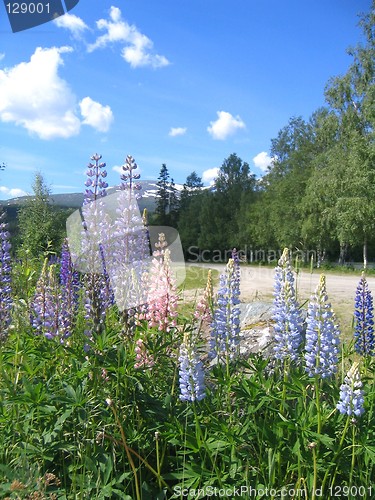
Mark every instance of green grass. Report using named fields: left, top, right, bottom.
left=179, top=265, right=219, bottom=290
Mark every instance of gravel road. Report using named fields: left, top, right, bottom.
left=185, top=263, right=374, bottom=323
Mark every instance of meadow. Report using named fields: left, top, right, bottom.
left=0, top=156, right=375, bottom=500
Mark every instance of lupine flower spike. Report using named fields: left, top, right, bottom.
left=81, top=154, right=112, bottom=340
left=354, top=273, right=374, bottom=356
left=179, top=331, right=206, bottom=402
left=337, top=362, right=365, bottom=417
left=0, top=211, right=12, bottom=341
left=209, top=254, right=241, bottom=361
left=105, top=155, right=149, bottom=314
left=145, top=234, right=178, bottom=333
left=194, top=269, right=214, bottom=326
left=59, top=239, right=80, bottom=340
left=272, top=248, right=303, bottom=362
left=305, top=275, right=340, bottom=378
left=31, top=261, right=60, bottom=340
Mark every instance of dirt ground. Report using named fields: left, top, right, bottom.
left=185, top=263, right=375, bottom=331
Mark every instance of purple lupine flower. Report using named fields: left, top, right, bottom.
left=120, top=155, right=142, bottom=198
left=354, top=274, right=374, bottom=356
left=272, top=248, right=303, bottom=362
left=304, top=275, right=340, bottom=378
left=179, top=331, right=206, bottom=402
left=59, top=239, right=80, bottom=340
left=101, top=155, right=150, bottom=314
left=80, top=154, right=113, bottom=338
left=0, top=211, right=12, bottom=341
left=83, top=153, right=108, bottom=205
left=337, top=362, right=365, bottom=417
left=31, top=261, right=60, bottom=340
left=209, top=254, right=241, bottom=360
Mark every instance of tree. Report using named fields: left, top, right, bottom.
left=178, top=172, right=204, bottom=258
left=154, top=164, right=170, bottom=225
left=17, top=172, right=65, bottom=258
left=321, top=3, right=375, bottom=267
left=199, top=153, right=256, bottom=253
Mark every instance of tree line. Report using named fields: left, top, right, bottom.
left=153, top=3, right=375, bottom=268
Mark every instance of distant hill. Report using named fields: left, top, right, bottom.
left=0, top=180, right=183, bottom=213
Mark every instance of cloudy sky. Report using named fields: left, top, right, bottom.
left=0, top=0, right=371, bottom=198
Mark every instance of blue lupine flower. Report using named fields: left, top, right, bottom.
left=304, top=275, right=340, bottom=378
left=354, top=274, right=374, bottom=356
left=179, top=332, right=206, bottom=402
left=59, top=239, right=80, bottom=340
left=209, top=255, right=241, bottom=360
left=337, top=362, right=364, bottom=417
left=272, top=248, right=303, bottom=362
left=0, top=211, right=12, bottom=341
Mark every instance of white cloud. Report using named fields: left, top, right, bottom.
left=202, top=167, right=219, bottom=185
left=253, top=151, right=274, bottom=172
left=53, top=13, right=89, bottom=38
left=79, top=97, right=113, bottom=132
left=0, top=46, right=80, bottom=139
left=0, top=53, right=4, bottom=62
left=0, top=47, right=113, bottom=139
left=88, top=6, right=170, bottom=68
left=207, top=111, right=246, bottom=140
left=169, top=127, right=187, bottom=137
left=0, top=186, right=27, bottom=198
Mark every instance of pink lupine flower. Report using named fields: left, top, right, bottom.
left=145, top=234, right=178, bottom=333
left=134, top=338, right=155, bottom=369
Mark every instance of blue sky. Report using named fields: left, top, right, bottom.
left=0, top=0, right=371, bottom=199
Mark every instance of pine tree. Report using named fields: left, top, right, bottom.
left=154, top=164, right=170, bottom=225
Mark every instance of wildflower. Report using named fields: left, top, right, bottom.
left=304, top=275, right=340, bottom=378
left=145, top=234, right=178, bottom=332
left=337, top=362, right=365, bottom=417
left=194, top=269, right=214, bottom=324
left=103, top=155, right=150, bottom=313
left=272, top=248, right=303, bottom=362
left=0, top=211, right=12, bottom=341
left=59, top=239, right=80, bottom=340
left=80, top=154, right=113, bottom=337
left=179, top=331, right=206, bottom=402
left=209, top=255, right=241, bottom=360
left=31, top=261, right=60, bottom=340
left=354, top=274, right=374, bottom=356
left=134, top=338, right=155, bottom=369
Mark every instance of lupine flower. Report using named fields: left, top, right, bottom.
left=194, top=269, right=214, bottom=324
left=59, top=239, right=80, bottom=340
left=103, top=155, right=150, bottom=314
left=209, top=254, right=241, bottom=360
left=179, top=331, right=206, bottom=402
left=145, top=235, right=178, bottom=332
left=337, top=362, right=365, bottom=417
left=272, top=248, right=303, bottom=362
left=0, top=211, right=12, bottom=341
left=304, top=275, right=340, bottom=378
left=134, top=338, right=155, bottom=369
left=354, top=274, right=374, bottom=356
left=80, top=154, right=113, bottom=338
left=31, top=261, right=60, bottom=340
